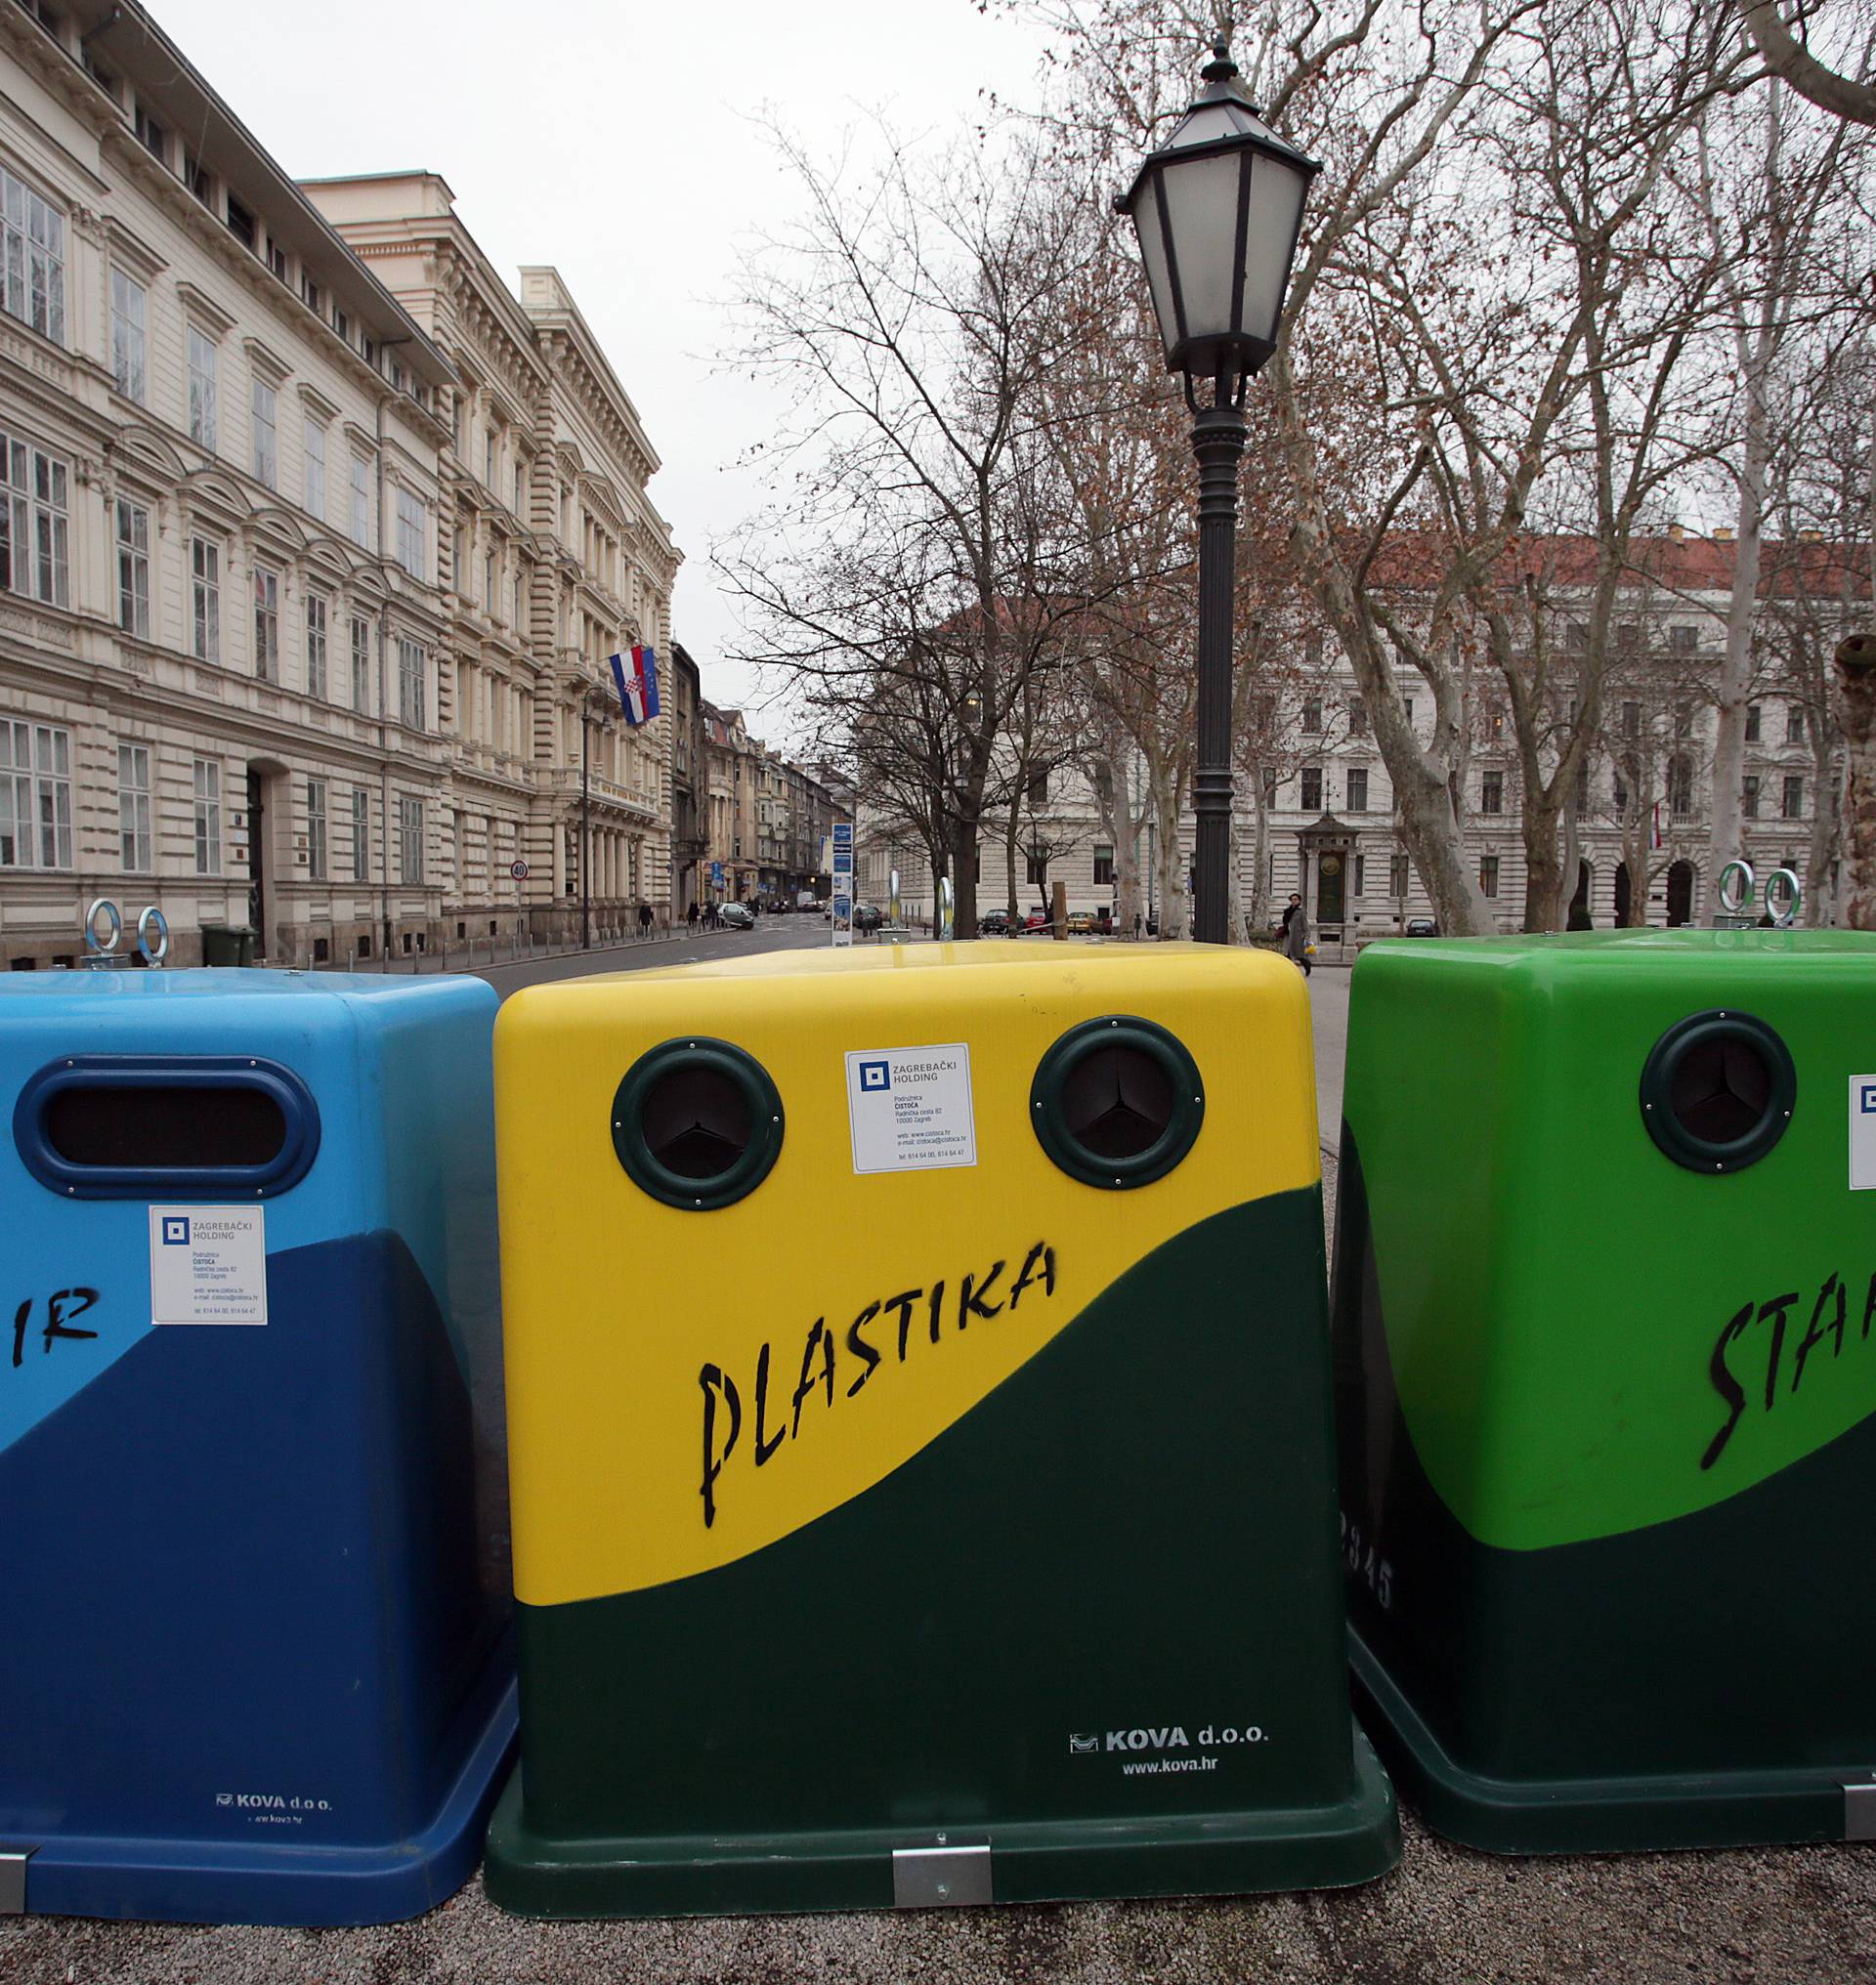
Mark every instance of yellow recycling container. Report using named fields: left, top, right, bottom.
left=486, top=941, right=1395, bottom=1916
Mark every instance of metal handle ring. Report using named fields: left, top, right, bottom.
left=1763, top=867, right=1801, bottom=929
left=136, top=905, right=170, bottom=963
left=83, top=898, right=123, bottom=954
left=1716, top=861, right=1754, bottom=917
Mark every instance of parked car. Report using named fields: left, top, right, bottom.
left=1022, top=908, right=1052, bottom=934
left=1065, top=910, right=1097, bottom=935
left=977, top=908, right=1011, bottom=937
left=1404, top=916, right=1439, bottom=937
left=853, top=903, right=883, bottom=933
left=717, top=901, right=755, bottom=930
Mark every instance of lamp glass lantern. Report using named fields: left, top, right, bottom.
left=1117, top=43, right=1321, bottom=393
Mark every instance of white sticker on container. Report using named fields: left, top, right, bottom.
left=846, top=1043, right=977, bottom=1175
left=149, top=1205, right=269, bottom=1326
left=1852, top=1077, right=1876, bottom=1192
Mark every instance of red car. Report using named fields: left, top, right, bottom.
left=1022, top=908, right=1052, bottom=934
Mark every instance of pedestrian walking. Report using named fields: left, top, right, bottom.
left=687, top=901, right=699, bottom=930
left=1282, top=892, right=1313, bottom=978
left=638, top=901, right=654, bottom=940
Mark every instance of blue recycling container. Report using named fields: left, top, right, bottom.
left=0, top=971, right=514, bottom=1924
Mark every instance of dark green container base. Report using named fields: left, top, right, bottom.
left=483, top=1725, right=1398, bottom=1920
left=1351, top=1631, right=1869, bottom=1857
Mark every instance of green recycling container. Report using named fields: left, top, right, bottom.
left=1332, top=928, right=1876, bottom=1854
left=199, top=925, right=256, bottom=967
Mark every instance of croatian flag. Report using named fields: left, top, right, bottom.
left=609, top=647, right=661, bottom=726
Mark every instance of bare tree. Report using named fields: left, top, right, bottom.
left=1733, top=0, right=1876, bottom=130
left=719, top=122, right=1097, bottom=932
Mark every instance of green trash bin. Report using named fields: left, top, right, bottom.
left=1332, top=927, right=1876, bottom=1854
left=201, top=924, right=257, bottom=966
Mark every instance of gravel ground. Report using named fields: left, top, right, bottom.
left=6, top=1816, right=1875, bottom=1985
left=10, top=975, right=1872, bottom=1981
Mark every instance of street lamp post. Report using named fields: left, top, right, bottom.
left=1115, top=38, right=1319, bottom=945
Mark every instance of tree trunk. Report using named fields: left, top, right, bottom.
left=1394, top=760, right=1490, bottom=934
left=1148, top=756, right=1187, bottom=940
left=1521, top=788, right=1566, bottom=933
left=1839, top=638, right=1876, bottom=930
left=1710, top=386, right=1769, bottom=882
left=1249, top=775, right=1271, bottom=938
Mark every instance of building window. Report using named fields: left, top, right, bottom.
left=1025, top=846, right=1047, bottom=887
left=1622, top=700, right=1641, bottom=739
left=1354, top=853, right=1367, bottom=895
left=1744, top=701, right=1762, bottom=743
left=1, top=718, right=72, bottom=868
left=307, top=778, right=327, bottom=880
left=109, top=268, right=146, bottom=401
left=1743, top=775, right=1761, bottom=820
left=1565, top=619, right=1589, bottom=653
left=301, top=271, right=321, bottom=315
left=1402, top=696, right=1415, bottom=725
left=484, top=550, right=495, bottom=614
left=1346, top=768, right=1369, bottom=813
left=191, top=537, right=221, bottom=660
left=184, top=150, right=210, bottom=206
left=513, top=570, right=524, bottom=627
left=1300, top=766, right=1322, bottom=812
left=1479, top=854, right=1499, bottom=899
left=192, top=757, right=221, bottom=874
left=351, top=786, right=369, bottom=882
left=1092, top=843, right=1115, bottom=886
left=399, top=795, right=424, bottom=884
left=1348, top=696, right=1368, bottom=736
left=1301, top=697, right=1322, bottom=733
left=1785, top=702, right=1805, bottom=746
left=0, top=165, right=65, bottom=344
left=303, top=417, right=325, bottom=521
left=224, top=194, right=256, bottom=252
left=513, top=461, right=524, bottom=514
left=1, top=431, right=70, bottom=607
left=349, top=455, right=369, bottom=547
left=1673, top=699, right=1692, bottom=739
left=1670, top=754, right=1693, bottom=819
left=485, top=430, right=497, bottom=486
left=306, top=593, right=328, bottom=698
left=118, top=741, right=151, bottom=871
left=1027, top=767, right=1048, bottom=804
left=351, top=614, right=370, bottom=711
left=115, top=498, right=149, bottom=635
left=398, top=637, right=426, bottom=730
left=134, top=105, right=166, bottom=163
left=395, top=488, right=426, bottom=578
left=1613, top=769, right=1629, bottom=811
left=253, top=566, right=279, bottom=681
left=251, top=376, right=277, bottom=488
left=188, top=327, right=217, bottom=450
left=1670, top=624, right=1698, bottom=655
left=1782, top=774, right=1804, bottom=820
left=1480, top=771, right=1503, bottom=815
left=1389, top=851, right=1409, bottom=897
left=1575, top=754, right=1590, bottom=811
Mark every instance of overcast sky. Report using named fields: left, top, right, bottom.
left=153, top=0, right=1058, bottom=734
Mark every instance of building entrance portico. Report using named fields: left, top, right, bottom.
left=1296, top=813, right=1357, bottom=940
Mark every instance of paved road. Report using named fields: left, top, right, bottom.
left=470, top=912, right=830, bottom=998
left=1304, top=963, right=1351, bottom=1146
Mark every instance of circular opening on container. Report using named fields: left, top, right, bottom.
left=1031, top=1017, right=1203, bottom=1189
left=1640, top=1010, right=1795, bottom=1174
left=613, top=1039, right=783, bottom=1209
left=639, top=1064, right=752, bottom=1178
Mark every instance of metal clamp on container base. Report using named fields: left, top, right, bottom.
left=892, top=1838, right=991, bottom=1908
left=0, top=1845, right=32, bottom=1915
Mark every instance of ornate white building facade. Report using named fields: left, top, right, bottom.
left=305, top=174, right=679, bottom=939
left=854, top=536, right=1855, bottom=937
left=0, top=3, right=679, bottom=968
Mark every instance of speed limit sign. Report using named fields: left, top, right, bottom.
left=510, top=860, right=530, bottom=881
